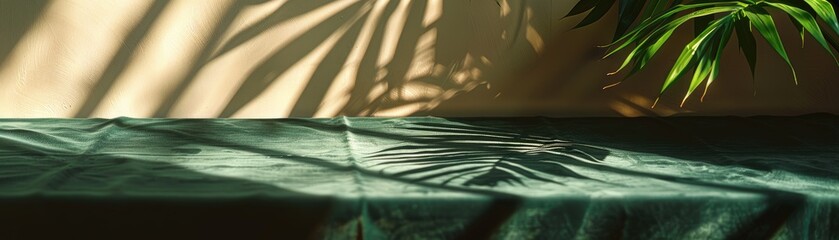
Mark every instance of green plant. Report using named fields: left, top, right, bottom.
left=565, top=0, right=839, bottom=106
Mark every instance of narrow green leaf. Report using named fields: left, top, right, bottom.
left=703, top=21, right=734, bottom=102
left=608, top=2, right=741, bottom=49
left=608, top=5, right=742, bottom=76
left=767, top=2, right=838, bottom=63
left=659, top=34, right=707, bottom=94
left=611, top=27, right=680, bottom=82
left=744, top=7, right=798, bottom=84
left=790, top=14, right=806, bottom=47
left=701, top=61, right=720, bottom=102
left=661, top=49, right=697, bottom=96
left=803, top=0, right=839, bottom=34
left=662, top=16, right=730, bottom=95
left=735, top=17, right=757, bottom=78
left=609, top=5, right=740, bottom=58
left=827, top=32, right=839, bottom=52
left=632, top=30, right=679, bottom=73
left=695, top=15, right=715, bottom=37
left=565, top=0, right=599, bottom=17
left=685, top=46, right=715, bottom=106
left=615, top=0, right=646, bottom=40
left=640, top=0, right=668, bottom=22
left=574, top=0, right=618, bottom=29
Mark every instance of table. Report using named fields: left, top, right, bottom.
left=1, top=115, right=837, bottom=239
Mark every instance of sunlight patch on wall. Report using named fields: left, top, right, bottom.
left=406, top=28, right=438, bottom=81
left=377, top=0, right=411, bottom=69
left=609, top=100, right=645, bottom=117
left=499, top=0, right=512, bottom=17
left=372, top=52, right=488, bottom=117
left=610, top=94, right=681, bottom=117
left=213, top=0, right=356, bottom=60
left=314, top=0, right=395, bottom=118
left=0, top=0, right=152, bottom=117
left=169, top=0, right=363, bottom=117
left=0, top=0, right=569, bottom=118
left=422, top=0, right=443, bottom=27
left=372, top=101, right=430, bottom=116
left=89, top=1, right=235, bottom=117
left=629, top=94, right=678, bottom=116
left=525, top=7, right=544, bottom=54
left=230, top=1, right=375, bottom=118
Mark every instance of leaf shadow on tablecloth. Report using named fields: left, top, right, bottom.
left=339, top=117, right=827, bottom=239
left=4, top=117, right=830, bottom=239
left=354, top=115, right=839, bottom=188
left=361, top=120, right=611, bottom=187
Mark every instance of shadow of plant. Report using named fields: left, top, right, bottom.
left=207, top=0, right=533, bottom=117
left=345, top=117, right=818, bottom=238
left=1, top=117, right=825, bottom=238
left=4, top=0, right=543, bottom=118
left=0, top=0, right=48, bottom=67
left=365, top=121, right=610, bottom=187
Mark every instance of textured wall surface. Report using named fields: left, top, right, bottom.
left=0, top=0, right=837, bottom=118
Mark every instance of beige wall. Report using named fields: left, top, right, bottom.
left=1, top=0, right=837, bottom=118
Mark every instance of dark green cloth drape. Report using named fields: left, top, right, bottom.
left=1, top=115, right=837, bottom=239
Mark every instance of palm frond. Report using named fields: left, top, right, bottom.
left=564, top=0, right=839, bottom=105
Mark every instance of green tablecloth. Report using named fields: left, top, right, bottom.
left=1, top=115, right=837, bottom=239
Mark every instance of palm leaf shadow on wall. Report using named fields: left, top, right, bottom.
left=364, top=121, right=610, bottom=187
left=214, top=0, right=515, bottom=117
left=216, top=0, right=375, bottom=117
left=0, top=0, right=49, bottom=68
left=53, top=0, right=532, bottom=117
left=75, top=0, right=273, bottom=118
